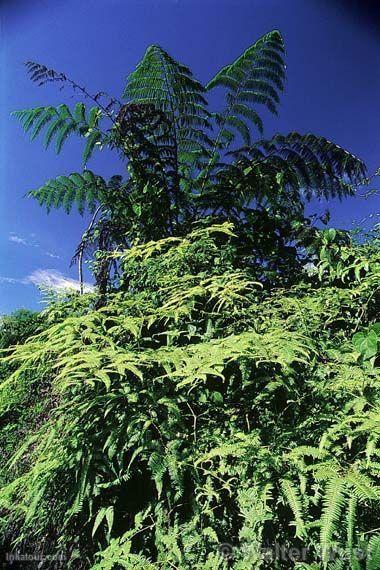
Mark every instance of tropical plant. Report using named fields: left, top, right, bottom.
left=1, top=31, right=379, bottom=570
left=0, top=224, right=379, bottom=568
left=14, top=31, right=365, bottom=294
left=0, top=309, right=42, bottom=350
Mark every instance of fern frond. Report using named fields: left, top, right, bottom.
left=367, top=535, right=380, bottom=570
left=13, top=104, right=104, bottom=162
left=25, top=61, right=120, bottom=116
left=231, top=104, right=264, bottom=134
left=206, top=30, right=285, bottom=148
left=345, top=470, right=379, bottom=501
left=123, top=44, right=210, bottom=178
left=346, top=496, right=361, bottom=570
left=28, top=171, right=108, bottom=214
left=225, top=116, right=251, bottom=145
left=148, top=452, right=167, bottom=498
left=221, top=132, right=366, bottom=209
left=280, top=479, right=306, bottom=538
left=319, top=477, right=346, bottom=567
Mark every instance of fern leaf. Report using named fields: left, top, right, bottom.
left=367, top=535, right=380, bottom=570
left=227, top=132, right=366, bottom=206
left=13, top=103, right=104, bottom=160
left=148, top=451, right=167, bottom=498
left=92, top=506, right=114, bottom=539
left=346, top=496, right=361, bottom=570
left=319, top=477, right=346, bottom=567
left=123, top=44, right=210, bottom=176
left=83, top=131, right=102, bottom=164
left=225, top=116, right=251, bottom=145
left=28, top=171, right=107, bottom=214
left=345, top=471, right=379, bottom=501
left=206, top=30, right=285, bottom=149
left=280, top=479, right=306, bottom=538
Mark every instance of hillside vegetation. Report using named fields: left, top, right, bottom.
left=1, top=31, right=379, bottom=568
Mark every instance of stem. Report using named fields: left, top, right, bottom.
left=78, top=205, right=103, bottom=294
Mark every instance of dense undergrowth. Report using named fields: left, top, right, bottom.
left=0, top=224, right=379, bottom=568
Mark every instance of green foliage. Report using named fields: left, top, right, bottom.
left=13, top=103, right=103, bottom=161
left=0, top=225, right=379, bottom=568
left=123, top=44, right=211, bottom=172
left=0, top=309, right=42, bottom=349
left=5, top=28, right=379, bottom=570
left=15, top=30, right=366, bottom=293
left=206, top=29, right=285, bottom=146
left=352, top=324, right=380, bottom=367
left=0, top=310, right=47, bottom=503
left=28, top=170, right=107, bottom=214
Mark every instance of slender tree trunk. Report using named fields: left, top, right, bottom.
left=78, top=205, right=103, bottom=294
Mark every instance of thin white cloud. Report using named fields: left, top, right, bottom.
left=8, top=232, right=61, bottom=260
left=26, top=269, right=94, bottom=293
left=0, top=276, right=23, bottom=284
left=9, top=234, right=32, bottom=246
left=0, top=270, right=93, bottom=293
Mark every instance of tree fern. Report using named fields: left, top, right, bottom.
left=12, top=103, right=104, bottom=162
left=204, top=132, right=366, bottom=216
left=5, top=32, right=380, bottom=567
left=28, top=170, right=108, bottom=214
left=237, top=132, right=365, bottom=198
left=123, top=44, right=211, bottom=182
left=206, top=30, right=285, bottom=149
left=14, top=32, right=368, bottom=285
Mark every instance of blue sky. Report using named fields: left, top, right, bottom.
left=1, top=0, right=379, bottom=314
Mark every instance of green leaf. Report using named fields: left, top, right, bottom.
left=353, top=330, right=378, bottom=360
